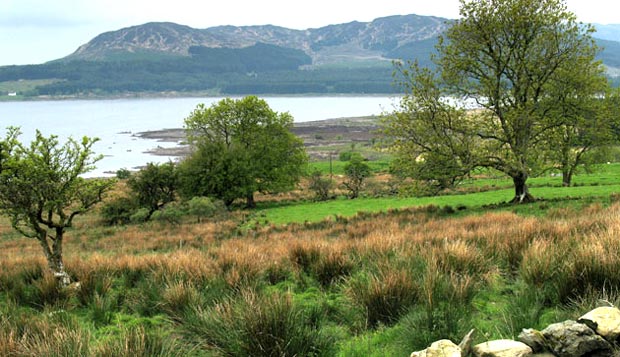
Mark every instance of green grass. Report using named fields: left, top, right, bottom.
left=0, top=79, right=60, bottom=98
left=258, top=184, right=620, bottom=225
left=463, top=163, right=620, bottom=189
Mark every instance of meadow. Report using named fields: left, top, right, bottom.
left=2, top=162, right=620, bottom=355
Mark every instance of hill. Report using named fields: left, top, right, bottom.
left=63, top=15, right=448, bottom=65
left=1, top=15, right=620, bottom=97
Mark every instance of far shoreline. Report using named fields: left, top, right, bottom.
left=0, top=91, right=401, bottom=103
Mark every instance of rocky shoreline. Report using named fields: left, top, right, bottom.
left=134, top=116, right=382, bottom=160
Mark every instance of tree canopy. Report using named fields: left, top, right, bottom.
left=180, top=96, right=307, bottom=207
left=0, top=128, right=112, bottom=285
left=384, top=0, right=611, bottom=202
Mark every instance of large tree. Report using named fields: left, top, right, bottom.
left=385, top=0, right=609, bottom=202
left=181, top=96, right=307, bottom=207
left=0, top=128, right=112, bottom=285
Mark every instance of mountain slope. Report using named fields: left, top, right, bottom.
left=63, top=14, right=450, bottom=65
left=2, top=14, right=620, bottom=97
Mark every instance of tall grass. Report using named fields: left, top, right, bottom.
left=2, top=194, right=620, bottom=354
left=182, top=289, right=335, bottom=356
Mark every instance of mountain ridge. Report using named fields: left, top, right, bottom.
left=63, top=14, right=450, bottom=65
left=2, top=14, right=620, bottom=97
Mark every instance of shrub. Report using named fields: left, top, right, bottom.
left=186, top=196, right=223, bottom=221
left=151, top=204, right=183, bottom=225
left=342, top=156, right=371, bottom=199
left=116, top=168, right=132, bottom=179
left=130, top=208, right=152, bottom=223
left=308, top=170, right=333, bottom=201
left=339, top=151, right=363, bottom=162
left=100, top=196, right=140, bottom=226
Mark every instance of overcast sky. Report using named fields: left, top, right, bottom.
left=1, top=0, right=619, bottom=66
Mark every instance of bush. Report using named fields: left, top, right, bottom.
left=342, top=156, right=371, bottom=199
left=116, top=168, right=132, bottom=179
left=130, top=208, right=152, bottom=224
left=308, top=170, right=333, bottom=201
left=186, top=196, right=223, bottom=221
left=100, top=196, right=140, bottom=226
left=339, top=151, right=363, bottom=162
left=151, top=204, right=183, bottom=225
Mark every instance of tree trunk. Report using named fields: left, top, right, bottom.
left=510, top=172, right=535, bottom=204
left=562, top=169, right=572, bottom=187
left=38, top=230, right=71, bottom=287
left=245, top=194, right=256, bottom=209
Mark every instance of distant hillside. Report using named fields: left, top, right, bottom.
left=594, top=24, right=620, bottom=42
left=64, top=15, right=449, bottom=66
left=2, top=14, right=620, bottom=97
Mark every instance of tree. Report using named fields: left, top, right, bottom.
left=0, top=128, right=112, bottom=285
left=127, top=162, right=178, bottom=220
left=181, top=96, right=307, bottom=208
left=385, top=0, right=609, bottom=203
left=541, top=77, right=619, bottom=186
left=342, top=156, right=371, bottom=199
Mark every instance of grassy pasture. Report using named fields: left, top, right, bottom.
left=2, top=160, right=620, bottom=355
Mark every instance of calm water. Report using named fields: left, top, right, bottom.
left=0, top=96, right=399, bottom=176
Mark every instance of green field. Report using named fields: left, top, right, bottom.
left=3, top=157, right=620, bottom=355
left=257, top=162, right=620, bottom=225
left=0, top=79, right=61, bottom=99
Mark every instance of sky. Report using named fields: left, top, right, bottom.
left=1, top=0, right=619, bottom=66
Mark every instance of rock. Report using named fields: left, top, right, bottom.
left=411, top=350, right=427, bottom=357
left=459, top=329, right=475, bottom=356
left=518, top=328, right=546, bottom=352
left=531, top=353, right=555, bottom=357
left=472, top=339, right=533, bottom=357
left=542, top=320, right=613, bottom=357
left=578, top=306, right=620, bottom=341
left=411, top=339, right=462, bottom=357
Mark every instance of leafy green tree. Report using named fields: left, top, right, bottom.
left=541, top=82, right=619, bottom=186
left=0, top=128, right=112, bottom=285
left=385, top=0, right=608, bottom=203
left=181, top=96, right=307, bottom=208
left=343, top=156, right=371, bottom=199
left=127, top=162, right=178, bottom=220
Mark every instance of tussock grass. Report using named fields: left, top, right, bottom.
left=2, top=191, right=620, bottom=354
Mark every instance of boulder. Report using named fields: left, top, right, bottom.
left=518, top=328, right=546, bottom=352
left=411, top=339, right=462, bottom=357
left=541, top=320, right=612, bottom=357
left=578, top=306, right=620, bottom=341
left=472, top=339, right=532, bottom=357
